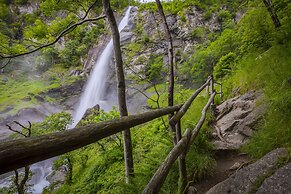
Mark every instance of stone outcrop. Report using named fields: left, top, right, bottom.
left=256, top=162, right=291, bottom=194
left=212, top=91, right=266, bottom=150
left=0, top=103, right=61, bottom=141
left=206, top=148, right=289, bottom=194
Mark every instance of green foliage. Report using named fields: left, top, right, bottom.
left=213, top=52, right=235, bottom=80
left=78, top=107, right=120, bottom=126
left=225, top=42, right=291, bottom=158
left=0, top=76, right=48, bottom=114
left=190, top=27, right=205, bottom=40
left=46, top=85, right=215, bottom=193
left=145, top=55, right=164, bottom=82
left=32, top=111, right=71, bottom=135
left=24, top=19, right=48, bottom=39
left=236, top=6, right=274, bottom=54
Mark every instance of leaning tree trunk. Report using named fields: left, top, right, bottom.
left=155, top=0, right=175, bottom=141
left=155, top=0, right=187, bottom=191
left=262, top=0, right=281, bottom=28
left=102, top=0, right=134, bottom=183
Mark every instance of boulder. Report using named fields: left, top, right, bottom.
left=82, top=104, right=100, bottom=120
left=206, top=148, right=289, bottom=194
left=212, top=91, right=266, bottom=150
left=256, top=162, right=291, bottom=194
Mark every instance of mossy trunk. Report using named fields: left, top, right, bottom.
left=102, top=0, right=134, bottom=183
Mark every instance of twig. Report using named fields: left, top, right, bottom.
left=128, top=86, right=156, bottom=103
left=9, top=121, right=31, bottom=194
left=124, top=63, right=167, bottom=129
left=6, top=121, right=32, bottom=138
left=6, top=124, right=28, bottom=137
left=82, top=0, right=99, bottom=20
left=0, top=58, right=11, bottom=69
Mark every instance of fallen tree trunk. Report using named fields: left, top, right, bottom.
left=0, top=105, right=181, bottom=175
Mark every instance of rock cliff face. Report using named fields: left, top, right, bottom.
left=122, top=6, right=225, bottom=90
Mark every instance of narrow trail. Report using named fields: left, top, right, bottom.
left=188, top=91, right=263, bottom=193
left=189, top=150, right=250, bottom=194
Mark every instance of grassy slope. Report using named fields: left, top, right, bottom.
left=0, top=76, right=48, bottom=114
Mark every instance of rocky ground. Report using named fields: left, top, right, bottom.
left=188, top=91, right=291, bottom=194
left=206, top=148, right=290, bottom=194
left=212, top=90, right=266, bottom=150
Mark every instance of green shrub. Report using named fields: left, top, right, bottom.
left=145, top=55, right=165, bottom=82
left=213, top=52, right=236, bottom=80
left=190, top=27, right=205, bottom=40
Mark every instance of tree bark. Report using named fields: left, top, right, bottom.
left=155, top=0, right=175, bottom=140
left=262, top=0, right=281, bottom=28
left=142, top=129, right=191, bottom=194
left=169, top=77, right=211, bottom=125
left=0, top=105, right=182, bottom=175
left=102, top=1, right=134, bottom=183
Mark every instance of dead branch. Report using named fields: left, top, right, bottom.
left=82, top=0, right=99, bottom=20
left=0, top=58, right=11, bottom=69
left=124, top=63, right=167, bottom=129
left=128, top=86, right=156, bottom=103
left=9, top=122, right=31, bottom=194
left=6, top=121, right=32, bottom=138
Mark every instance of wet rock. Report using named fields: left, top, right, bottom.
left=82, top=104, right=100, bottom=120
left=35, top=95, right=45, bottom=102
left=46, top=165, right=67, bottom=191
left=121, top=31, right=133, bottom=44
left=0, top=106, right=14, bottom=114
left=206, top=148, right=289, bottom=194
left=39, top=79, right=85, bottom=110
left=0, top=103, right=61, bottom=141
left=69, top=69, right=82, bottom=76
left=256, top=162, right=291, bottom=194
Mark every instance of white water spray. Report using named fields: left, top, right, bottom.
left=71, top=6, right=132, bottom=128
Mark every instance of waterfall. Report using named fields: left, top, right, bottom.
left=70, top=6, right=132, bottom=128
left=0, top=7, right=133, bottom=194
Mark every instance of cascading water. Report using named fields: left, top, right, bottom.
left=0, top=7, right=133, bottom=194
left=71, top=6, right=132, bottom=128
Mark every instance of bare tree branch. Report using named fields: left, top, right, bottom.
left=0, top=15, right=106, bottom=60
left=128, top=86, right=156, bottom=103
left=6, top=121, right=32, bottom=138
left=9, top=121, right=31, bottom=194
left=6, top=124, right=28, bottom=137
left=82, top=0, right=99, bottom=20
left=0, top=58, right=11, bottom=69
left=124, top=63, right=167, bottom=129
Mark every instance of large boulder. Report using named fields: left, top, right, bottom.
left=256, top=162, right=291, bottom=194
left=206, top=148, right=289, bottom=194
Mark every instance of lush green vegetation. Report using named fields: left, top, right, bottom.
left=0, top=0, right=291, bottom=193
left=36, top=85, right=215, bottom=194
left=0, top=75, right=47, bottom=114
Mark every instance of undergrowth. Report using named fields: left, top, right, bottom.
left=44, top=84, right=216, bottom=193
left=235, top=42, right=291, bottom=158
